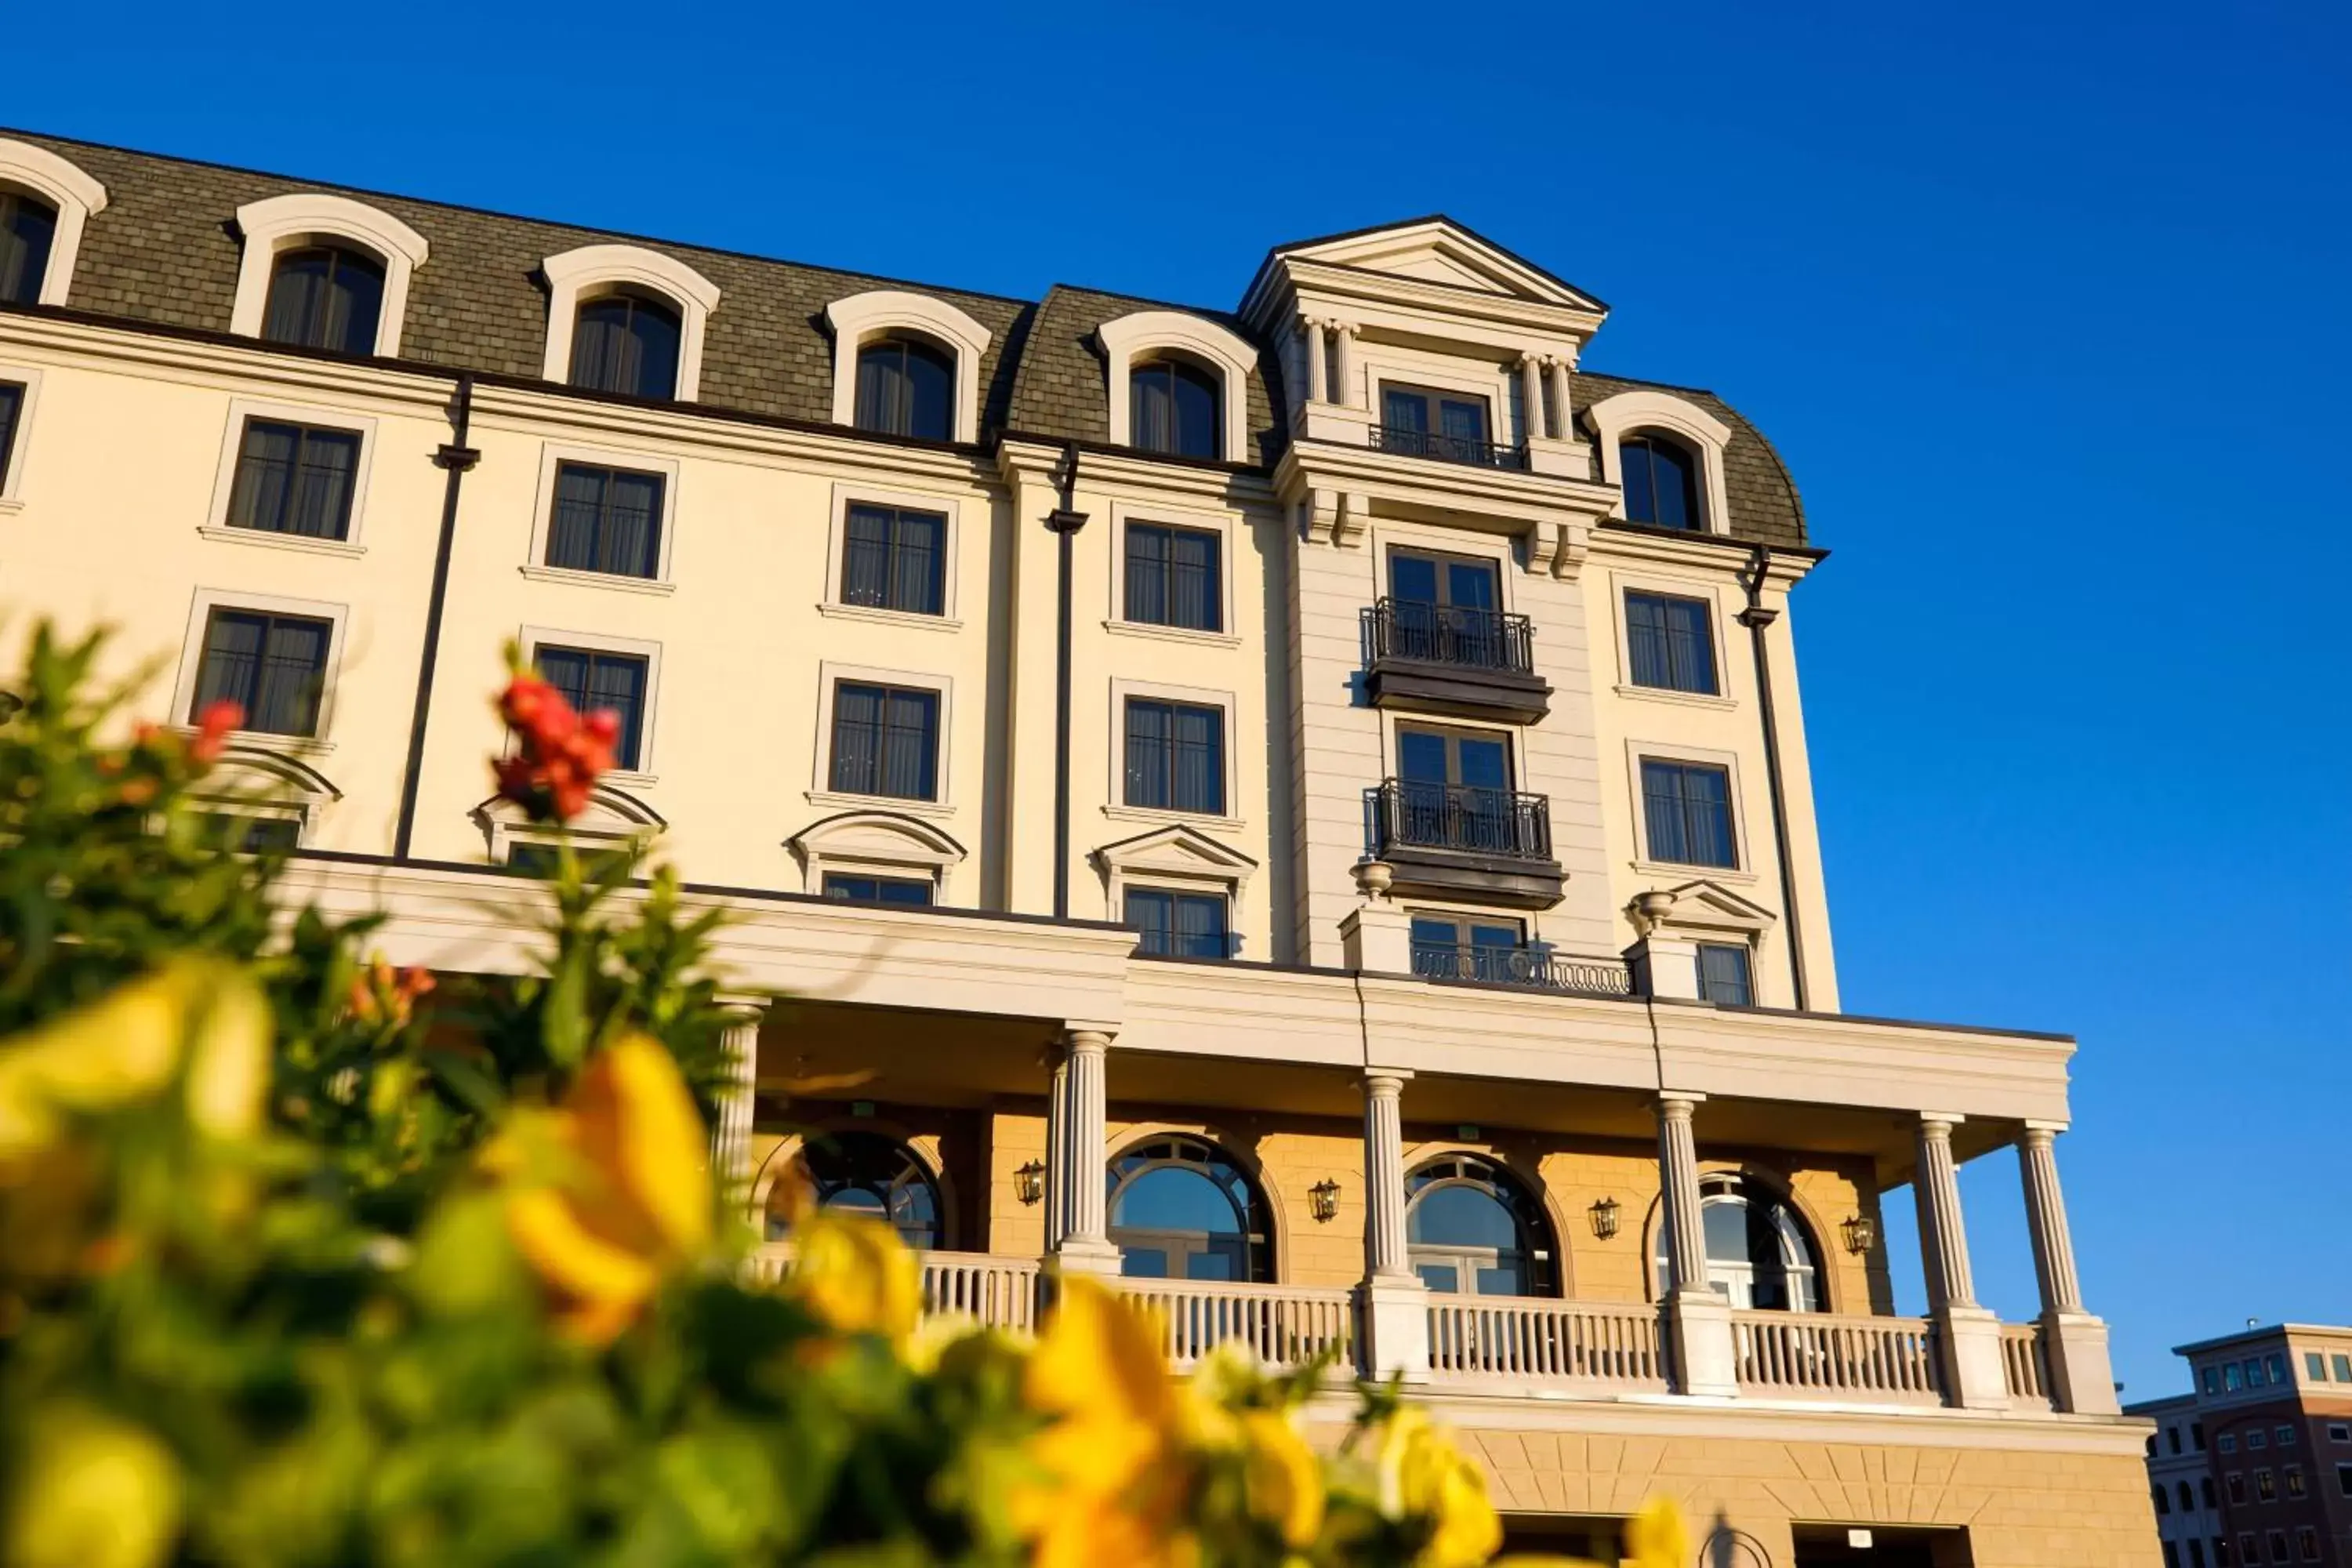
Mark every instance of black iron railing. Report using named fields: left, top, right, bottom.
left=1365, top=779, right=1552, bottom=862
left=1369, top=425, right=1530, bottom=470
left=1363, top=598, right=1535, bottom=675
left=1410, top=941, right=1632, bottom=996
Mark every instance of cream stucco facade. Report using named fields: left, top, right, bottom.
left=0, top=131, right=2154, bottom=1566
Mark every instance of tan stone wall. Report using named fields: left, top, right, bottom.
left=1447, top=1427, right=2160, bottom=1568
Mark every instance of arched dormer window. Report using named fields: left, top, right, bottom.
left=539, top=245, right=720, bottom=402
left=1405, top=1152, right=1559, bottom=1298
left=1583, top=388, right=1735, bottom=537
left=1106, top=1134, right=1272, bottom=1283
left=1651, top=1171, right=1823, bottom=1312
left=0, top=140, right=110, bottom=308
left=229, top=194, right=428, bottom=358
left=1098, top=310, right=1256, bottom=462
left=826, top=291, right=993, bottom=445
left=854, top=335, right=955, bottom=441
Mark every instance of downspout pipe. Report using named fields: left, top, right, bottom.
left=393, top=374, right=480, bottom=861
left=1740, top=542, right=1810, bottom=1011
left=1044, top=444, right=1087, bottom=920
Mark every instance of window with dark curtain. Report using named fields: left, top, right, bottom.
left=0, top=380, right=24, bottom=492
left=1130, top=358, right=1220, bottom=459
left=1124, top=698, right=1225, bottom=815
left=822, top=873, right=934, bottom=906
left=1625, top=590, right=1719, bottom=694
left=535, top=646, right=650, bottom=771
left=829, top=682, right=940, bottom=800
left=191, top=608, right=332, bottom=737
left=546, top=462, right=665, bottom=579
left=0, top=191, right=60, bottom=306
left=1620, top=432, right=1703, bottom=529
left=261, top=245, right=387, bottom=356
left=1697, top=942, right=1753, bottom=1005
left=226, top=419, right=361, bottom=540
left=198, top=813, right=302, bottom=854
left=569, top=294, right=683, bottom=399
left=853, top=337, right=955, bottom=440
left=840, top=503, right=946, bottom=614
left=1123, top=521, right=1221, bottom=631
left=1124, top=887, right=1230, bottom=959
left=1640, top=758, right=1736, bottom=868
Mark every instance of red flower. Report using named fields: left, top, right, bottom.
left=191, top=699, right=243, bottom=766
left=491, top=671, right=616, bottom=824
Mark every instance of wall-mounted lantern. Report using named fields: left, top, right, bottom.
left=1309, top=1178, right=1342, bottom=1223
left=1842, top=1212, right=1878, bottom=1255
left=1588, top=1196, right=1621, bottom=1240
left=1014, top=1160, right=1045, bottom=1207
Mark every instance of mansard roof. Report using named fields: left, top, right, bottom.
left=0, top=127, right=1804, bottom=546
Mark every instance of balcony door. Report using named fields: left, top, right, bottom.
left=1388, top=549, right=1502, bottom=666
left=1410, top=914, right=1527, bottom=982
left=1381, top=383, right=1490, bottom=461
left=1396, top=723, right=1514, bottom=852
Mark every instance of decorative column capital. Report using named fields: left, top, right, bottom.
left=1917, top=1110, right=1964, bottom=1137
left=2020, top=1119, right=2067, bottom=1143
left=715, top=993, right=769, bottom=1024
left=1364, top=1068, right=1413, bottom=1097
left=1063, top=1027, right=1113, bottom=1058
left=1657, top=1091, right=1705, bottom=1122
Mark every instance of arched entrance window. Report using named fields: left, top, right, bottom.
left=1404, top=1153, right=1558, bottom=1298
left=1106, top=1134, right=1271, bottom=1283
left=1653, top=1171, right=1822, bottom=1311
left=764, top=1131, right=942, bottom=1250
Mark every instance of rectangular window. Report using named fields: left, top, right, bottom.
left=2296, top=1528, right=2318, bottom=1563
left=191, top=608, right=332, bottom=737
left=2266, top=1353, right=2288, bottom=1384
left=2252, top=1432, right=2270, bottom=1450
left=2284, top=1466, right=2304, bottom=1499
left=840, top=501, right=946, bottom=615
left=2307, top=1352, right=2328, bottom=1381
left=2165, top=1543, right=2181, bottom=1568
left=1624, top=590, right=1719, bottom=695
left=2227, top=1364, right=2245, bottom=1392
left=546, top=461, right=664, bottom=579
left=2267, top=1533, right=2288, bottom=1566
left=1123, top=698, right=1225, bottom=815
left=0, top=379, right=26, bottom=492
left=2206, top=1367, right=2223, bottom=1395
left=2337, top=1462, right=2352, bottom=1496
left=198, top=812, right=301, bottom=854
left=2329, top=1424, right=2349, bottom=1443
left=1410, top=913, right=1529, bottom=983
left=2249, top=1357, right=2270, bottom=1388
left=2337, top=1354, right=2352, bottom=1382
left=1381, top=383, right=1493, bottom=461
left=1125, top=521, right=1221, bottom=632
left=2255, top=1468, right=2274, bottom=1501
left=2171, top=1427, right=2186, bottom=1455
left=2279, top=1425, right=2297, bottom=1446
left=2229, top=1474, right=2246, bottom=1504
left=2190, top=1539, right=2207, bottom=1568
left=226, top=418, right=361, bottom=540
left=2196, top=1422, right=2209, bottom=1450
left=535, top=645, right=650, bottom=771
left=1123, top=887, right=1231, bottom=959
left=2223, top=1435, right=2239, bottom=1454
left=506, top=840, right=630, bottom=880
left=2240, top=1535, right=2259, bottom=1566
left=829, top=681, right=940, bottom=801
left=822, top=872, right=933, bottom=906
left=1640, top=758, right=1737, bottom=868
left=1697, top=942, right=1754, bottom=1006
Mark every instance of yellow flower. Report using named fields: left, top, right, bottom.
left=789, top=1210, right=920, bottom=1344
left=4, top=1405, right=182, bottom=1568
left=1240, top=1408, right=1324, bottom=1550
left=1493, top=1497, right=1688, bottom=1568
left=485, top=1033, right=712, bottom=1345
left=1374, top=1406, right=1501, bottom=1568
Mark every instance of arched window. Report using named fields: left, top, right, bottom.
left=1130, top=357, right=1221, bottom=459
left=854, top=336, right=956, bottom=441
left=0, top=190, right=58, bottom=307
left=2178, top=1483, right=2195, bottom=1513
left=764, top=1131, right=942, bottom=1250
left=1654, top=1172, right=1823, bottom=1311
left=1620, top=430, right=1703, bottom=530
left=260, top=245, right=387, bottom=355
left=569, top=292, right=684, bottom=400
left=1106, top=1134, right=1271, bottom=1283
left=1405, top=1153, right=1558, bottom=1298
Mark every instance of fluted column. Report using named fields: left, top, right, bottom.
left=1305, top=318, right=1329, bottom=404
left=2017, top=1122, right=2083, bottom=1315
left=1519, top=354, right=1547, bottom=443
left=1042, top=1048, right=1069, bottom=1252
left=1912, top=1113, right=1977, bottom=1311
left=1049, top=1029, right=1120, bottom=1274
left=712, top=1000, right=765, bottom=1209
left=1657, top=1094, right=1709, bottom=1294
left=1548, top=358, right=1573, bottom=441
left=1331, top=321, right=1358, bottom=408
left=1363, top=1073, right=1412, bottom=1279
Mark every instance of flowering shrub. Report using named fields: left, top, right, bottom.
left=0, top=625, right=1685, bottom=1566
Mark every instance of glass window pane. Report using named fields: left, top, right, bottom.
left=1171, top=361, right=1219, bottom=459
left=323, top=250, right=385, bottom=356
left=1416, top=1263, right=1461, bottom=1293
left=262, top=249, right=329, bottom=347
left=1120, top=1249, right=1170, bottom=1279
left=1622, top=439, right=1658, bottom=523
left=290, top=428, right=359, bottom=539
left=1383, top=388, right=1428, bottom=434
left=1409, top=1184, right=1519, bottom=1249
left=1654, top=440, right=1697, bottom=528
left=854, top=343, right=904, bottom=433
left=0, top=194, right=60, bottom=307
left=903, top=340, right=954, bottom=441
left=1455, top=735, right=1509, bottom=790
left=1124, top=700, right=1171, bottom=808
left=1389, top=554, right=1439, bottom=605
left=1131, top=365, right=1173, bottom=453
left=1112, top=1167, right=1239, bottom=1232
left=841, top=504, right=891, bottom=605
left=228, top=421, right=299, bottom=532
left=1396, top=729, right=1449, bottom=785
left=0, top=381, right=22, bottom=492
left=252, top=615, right=330, bottom=735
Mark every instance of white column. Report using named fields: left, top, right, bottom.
left=1548, top=358, right=1573, bottom=441
left=1915, top=1112, right=2009, bottom=1409
left=1305, top=318, right=1328, bottom=405
left=1331, top=321, right=1358, bottom=408
left=1657, top=1091, right=1736, bottom=1397
left=1050, top=1029, right=1121, bottom=1275
left=1357, top=1068, right=1428, bottom=1377
left=712, top=1000, right=765, bottom=1210
left=1042, top=1048, right=1069, bottom=1253
left=2018, top=1120, right=2119, bottom=1414
left=1519, top=354, right=1546, bottom=443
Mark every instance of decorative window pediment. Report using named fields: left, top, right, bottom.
left=1637, top=879, right=1775, bottom=938
left=787, top=809, right=967, bottom=898
left=472, top=782, right=665, bottom=866
left=1584, top=390, right=1733, bottom=535
left=825, top=291, right=992, bottom=444
left=539, top=245, right=721, bottom=401
left=1098, top=310, right=1255, bottom=461
left=192, top=746, right=343, bottom=847
left=230, top=193, right=430, bottom=358
left=0, top=139, right=108, bottom=308
left=1264, top=217, right=1605, bottom=310
left=1092, top=822, right=1257, bottom=913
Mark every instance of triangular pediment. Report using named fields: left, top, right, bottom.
left=1654, top=879, right=1777, bottom=935
left=1093, top=822, right=1259, bottom=882
left=1273, top=216, right=1606, bottom=311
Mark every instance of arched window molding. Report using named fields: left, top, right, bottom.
left=786, top=809, right=967, bottom=900
left=0, top=139, right=109, bottom=307
left=470, top=782, right=665, bottom=866
left=1098, top=310, right=1256, bottom=461
left=825, top=290, right=992, bottom=444
left=1105, top=1131, right=1276, bottom=1283
left=1401, top=1150, right=1563, bottom=1299
left=1644, top=1167, right=1831, bottom=1312
left=193, top=746, right=343, bottom=847
left=539, top=244, right=721, bottom=401
left=230, top=194, right=429, bottom=358
left=1583, top=389, right=1734, bottom=535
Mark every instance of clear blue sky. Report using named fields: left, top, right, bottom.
left=12, top=0, right=2346, bottom=1399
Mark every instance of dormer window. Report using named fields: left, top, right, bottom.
left=569, top=292, right=683, bottom=400
left=1621, top=430, right=1702, bottom=530
left=855, top=336, right=955, bottom=441
left=262, top=245, right=387, bottom=355
left=1131, top=357, right=1221, bottom=459
left=0, top=191, right=58, bottom=307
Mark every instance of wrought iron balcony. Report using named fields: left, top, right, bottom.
left=1363, top=598, right=1535, bottom=676
left=1366, top=780, right=1553, bottom=862
left=1368, top=425, right=1530, bottom=471
left=1410, top=941, right=1632, bottom=997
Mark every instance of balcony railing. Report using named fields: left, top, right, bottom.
left=1427, top=1298, right=1668, bottom=1391
left=1109, top=1277, right=1356, bottom=1371
left=1363, top=598, right=1536, bottom=676
left=1369, top=425, right=1529, bottom=471
left=748, top=1245, right=1042, bottom=1334
left=1731, top=1309, right=1944, bottom=1406
left=1411, top=941, right=1632, bottom=996
left=2000, top=1321, right=2053, bottom=1409
left=1366, top=779, right=1553, bottom=862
